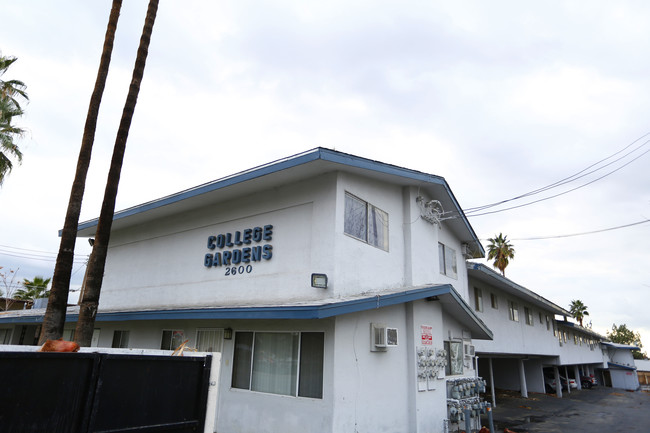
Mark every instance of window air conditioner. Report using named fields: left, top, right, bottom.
left=370, top=323, right=398, bottom=351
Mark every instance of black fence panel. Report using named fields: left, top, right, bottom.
left=86, top=354, right=212, bottom=433
left=0, top=352, right=99, bottom=433
left=0, top=351, right=212, bottom=433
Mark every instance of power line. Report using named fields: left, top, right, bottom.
left=464, top=133, right=650, bottom=216
left=505, top=218, right=650, bottom=241
left=0, top=244, right=88, bottom=263
left=467, top=146, right=650, bottom=217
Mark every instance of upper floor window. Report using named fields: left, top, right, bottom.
left=525, top=307, right=534, bottom=326
left=438, top=243, right=457, bottom=278
left=508, top=301, right=519, bottom=322
left=546, top=315, right=551, bottom=331
left=344, top=192, right=389, bottom=251
left=474, top=287, right=483, bottom=312
left=490, top=293, right=498, bottom=309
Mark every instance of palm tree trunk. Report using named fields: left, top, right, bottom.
left=75, top=0, right=159, bottom=347
left=39, top=0, right=123, bottom=344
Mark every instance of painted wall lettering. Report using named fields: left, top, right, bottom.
left=204, top=225, right=273, bottom=271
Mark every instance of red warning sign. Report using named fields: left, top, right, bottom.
left=421, top=325, right=433, bottom=345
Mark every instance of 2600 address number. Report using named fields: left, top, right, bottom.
left=225, top=265, right=253, bottom=276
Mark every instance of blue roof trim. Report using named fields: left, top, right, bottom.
left=608, top=362, right=637, bottom=371
left=445, top=285, right=493, bottom=340
left=75, top=148, right=324, bottom=233
left=105, top=285, right=455, bottom=321
left=468, top=262, right=571, bottom=316
left=601, top=341, right=641, bottom=351
left=72, top=148, right=481, bottom=253
left=2, top=285, right=456, bottom=323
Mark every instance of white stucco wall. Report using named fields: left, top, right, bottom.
left=215, top=318, right=335, bottom=433
left=98, top=172, right=466, bottom=313
left=468, top=282, right=559, bottom=357
left=65, top=165, right=480, bottom=433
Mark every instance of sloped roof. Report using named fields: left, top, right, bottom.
left=74, top=148, right=484, bottom=257
left=601, top=341, right=641, bottom=351
left=467, top=262, right=571, bottom=316
left=556, top=320, right=605, bottom=339
left=0, top=284, right=493, bottom=340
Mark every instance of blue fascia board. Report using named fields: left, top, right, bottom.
left=2, top=285, right=455, bottom=324
left=99, top=285, right=456, bottom=321
left=601, top=341, right=641, bottom=351
left=72, top=148, right=481, bottom=252
left=468, top=262, right=571, bottom=316
left=73, top=148, right=324, bottom=234
left=0, top=284, right=494, bottom=340
left=608, top=362, right=637, bottom=371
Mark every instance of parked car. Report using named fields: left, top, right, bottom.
left=562, top=376, right=578, bottom=389
left=544, top=373, right=568, bottom=393
left=580, top=375, right=598, bottom=389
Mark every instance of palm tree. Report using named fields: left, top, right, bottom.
left=39, top=0, right=123, bottom=344
left=569, top=299, right=589, bottom=327
left=75, top=0, right=160, bottom=346
left=0, top=53, right=28, bottom=184
left=0, top=55, right=28, bottom=107
left=14, top=276, right=51, bottom=302
left=486, top=233, right=515, bottom=277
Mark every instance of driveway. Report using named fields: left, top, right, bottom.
left=487, top=387, right=650, bottom=432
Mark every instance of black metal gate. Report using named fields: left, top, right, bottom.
left=0, top=351, right=212, bottom=433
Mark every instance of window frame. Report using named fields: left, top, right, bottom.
left=344, top=192, right=389, bottom=252
left=444, top=340, right=464, bottom=376
left=508, top=301, right=519, bottom=322
left=160, top=329, right=185, bottom=350
left=231, top=330, right=325, bottom=399
left=524, top=307, right=534, bottom=326
left=438, top=242, right=458, bottom=279
left=0, top=328, right=11, bottom=344
left=490, top=293, right=498, bottom=309
left=111, top=330, right=130, bottom=348
left=195, top=328, right=224, bottom=353
left=474, top=287, right=483, bottom=312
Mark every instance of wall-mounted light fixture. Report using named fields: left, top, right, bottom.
left=311, top=273, right=328, bottom=289
left=224, top=328, right=233, bottom=340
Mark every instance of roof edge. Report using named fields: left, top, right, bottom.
left=467, top=262, right=571, bottom=316
left=70, top=148, right=482, bottom=252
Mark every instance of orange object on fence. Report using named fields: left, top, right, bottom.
left=39, top=338, right=80, bottom=352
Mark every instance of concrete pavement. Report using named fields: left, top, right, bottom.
left=483, top=387, right=650, bottom=432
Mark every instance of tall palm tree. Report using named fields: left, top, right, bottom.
left=1, top=100, right=25, bottom=183
left=569, top=299, right=589, bottom=327
left=39, top=0, right=123, bottom=344
left=486, top=233, right=515, bottom=277
left=0, top=53, right=28, bottom=184
left=75, top=0, right=160, bottom=347
left=15, top=276, right=52, bottom=301
left=0, top=55, right=28, bottom=108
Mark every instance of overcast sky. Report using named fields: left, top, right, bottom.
left=1, top=1, right=648, bottom=350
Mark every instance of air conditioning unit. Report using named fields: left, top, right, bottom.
left=370, top=323, right=398, bottom=351
left=461, top=243, right=473, bottom=259
left=464, top=344, right=475, bottom=357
